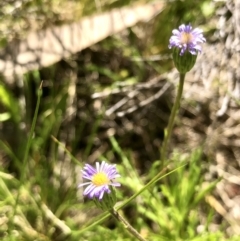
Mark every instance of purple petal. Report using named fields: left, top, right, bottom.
left=169, top=23, right=205, bottom=55
left=78, top=182, right=91, bottom=188
left=111, top=182, right=121, bottom=187
left=84, top=184, right=96, bottom=196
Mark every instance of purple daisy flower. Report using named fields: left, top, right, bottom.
left=78, top=161, right=121, bottom=200
left=169, top=24, right=206, bottom=56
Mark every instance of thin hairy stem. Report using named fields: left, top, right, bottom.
left=161, top=73, right=186, bottom=164
left=110, top=208, right=148, bottom=241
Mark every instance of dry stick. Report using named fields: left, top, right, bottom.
left=117, top=82, right=171, bottom=117
left=110, top=208, right=148, bottom=241
left=105, top=90, right=139, bottom=116
left=92, top=75, right=164, bottom=99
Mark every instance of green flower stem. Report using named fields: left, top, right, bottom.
left=110, top=208, right=148, bottom=241
left=161, top=73, right=186, bottom=164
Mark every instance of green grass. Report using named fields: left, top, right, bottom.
left=0, top=95, right=234, bottom=240
left=0, top=75, right=234, bottom=240
left=0, top=0, right=236, bottom=240
left=0, top=111, right=233, bottom=241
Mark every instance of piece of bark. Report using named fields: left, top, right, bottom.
left=0, top=2, right=165, bottom=79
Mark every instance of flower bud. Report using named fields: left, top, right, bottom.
left=93, top=187, right=117, bottom=211
left=172, top=48, right=197, bottom=73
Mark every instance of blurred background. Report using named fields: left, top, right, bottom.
left=0, top=0, right=240, bottom=240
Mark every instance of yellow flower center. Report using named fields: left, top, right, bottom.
left=180, top=32, right=193, bottom=44
left=92, top=172, right=109, bottom=186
